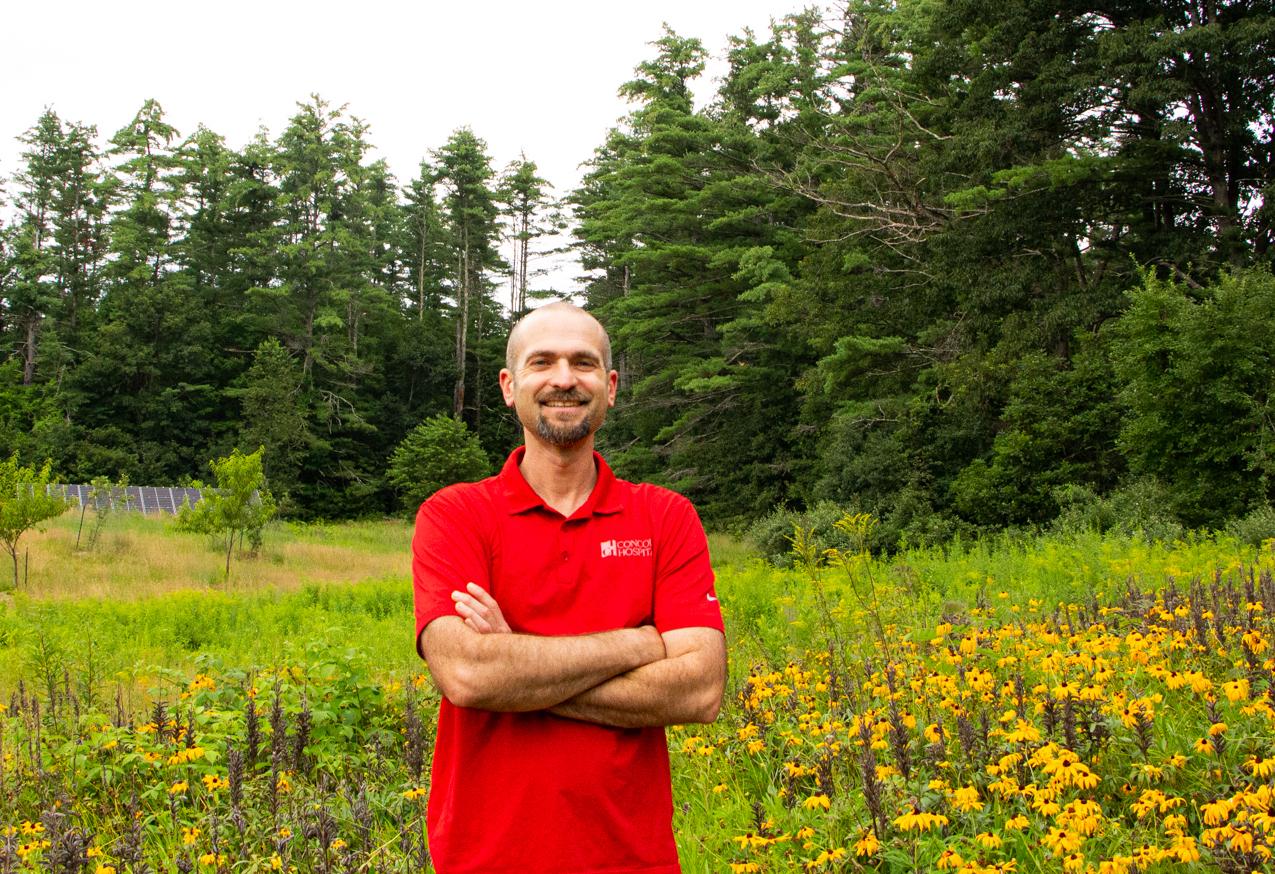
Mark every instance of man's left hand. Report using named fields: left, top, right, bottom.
left=451, top=583, right=512, bottom=634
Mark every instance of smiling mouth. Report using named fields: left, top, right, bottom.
left=539, top=393, right=588, bottom=408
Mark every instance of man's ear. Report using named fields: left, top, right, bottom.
left=607, top=369, right=618, bottom=407
left=499, top=369, right=516, bottom=407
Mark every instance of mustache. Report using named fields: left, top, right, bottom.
left=538, top=391, right=589, bottom=403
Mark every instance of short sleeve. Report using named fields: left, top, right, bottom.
left=652, top=491, right=724, bottom=634
left=411, top=487, right=492, bottom=654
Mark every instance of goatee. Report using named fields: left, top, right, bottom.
left=534, top=390, right=598, bottom=446
left=536, top=416, right=595, bottom=446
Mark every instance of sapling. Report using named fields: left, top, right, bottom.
left=176, top=447, right=277, bottom=578
left=75, top=474, right=130, bottom=552
left=0, top=455, right=69, bottom=589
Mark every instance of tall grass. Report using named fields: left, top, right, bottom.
left=0, top=577, right=420, bottom=700
left=5, top=513, right=1270, bottom=709
left=1, top=511, right=416, bottom=701
left=716, top=526, right=1274, bottom=666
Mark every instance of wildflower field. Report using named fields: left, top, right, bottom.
left=2, top=513, right=1274, bottom=872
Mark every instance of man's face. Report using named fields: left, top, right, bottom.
left=499, top=310, right=618, bottom=448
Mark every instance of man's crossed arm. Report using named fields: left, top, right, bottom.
left=419, top=583, right=726, bottom=729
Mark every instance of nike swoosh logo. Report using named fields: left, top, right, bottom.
left=706, top=594, right=718, bottom=602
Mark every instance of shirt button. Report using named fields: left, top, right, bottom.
left=561, top=551, right=569, bottom=561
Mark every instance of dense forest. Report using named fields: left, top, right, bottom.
left=1, top=1, right=1273, bottom=543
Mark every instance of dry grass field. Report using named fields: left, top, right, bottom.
left=11, top=510, right=411, bottom=601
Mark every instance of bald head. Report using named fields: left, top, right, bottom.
left=505, top=302, right=612, bottom=373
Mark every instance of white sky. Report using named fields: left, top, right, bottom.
left=3, top=0, right=805, bottom=293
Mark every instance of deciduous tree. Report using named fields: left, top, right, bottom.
left=177, top=447, right=277, bottom=578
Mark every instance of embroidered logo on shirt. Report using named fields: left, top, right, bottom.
left=600, top=538, right=653, bottom=558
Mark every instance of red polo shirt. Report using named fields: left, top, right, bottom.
left=412, top=447, right=722, bottom=874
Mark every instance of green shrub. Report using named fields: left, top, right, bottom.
left=746, top=501, right=856, bottom=567
left=387, top=415, right=490, bottom=513
left=1109, top=268, right=1275, bottom=526
left=1052, top=477, right=1183, bottom=542
left=1226, top=504, right=1275, bottom=547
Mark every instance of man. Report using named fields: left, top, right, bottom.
left=411, top=302, right=727, bottom=874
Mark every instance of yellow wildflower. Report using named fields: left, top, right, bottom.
left=853, top=831, right=879, bottom=857
left=894, top=807, right=948, bottom=832
left=802, top=794, right=831, bottom=811
left=949, top=786, right=983, bottom=812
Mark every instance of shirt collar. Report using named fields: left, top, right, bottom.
left=499, top=446, right=624, bottom=518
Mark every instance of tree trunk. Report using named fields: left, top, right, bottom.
left=301, top=288, right=317, bottom=377
left=474, top=291, right=484, bottom=435
left=453, top=234, right=471, bottom=418
left=518, top=211, right=530, bottom=315
left=22, top=316, right=39, bottom=385
left=509, top=237, right=519, bottom=315
left=417, top=214, right=428, bottom=320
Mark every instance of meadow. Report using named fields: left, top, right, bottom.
left=1, top=510, right=1273, bottom=872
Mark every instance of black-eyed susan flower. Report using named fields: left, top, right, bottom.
left=1040, top=827, right=1084, bottom=857
left=801, top=794, right=831, bottom=811
left=949, top=785, right=983, bottom=812
left=1168, top=834, right=1200, bottom=863
left=893, top=807, right=948, bottom=832
left=1004, top=814, right=1030, bottom=831
left=1223, top=678, right=1250, bottom=702
left=852, top=830, right=880, bottom=857
left=1097, top=854, right=1133, bottom=873
left=1245, top=754, right=1275, bottom=778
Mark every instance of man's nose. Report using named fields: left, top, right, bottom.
left=547, top=359, right=576, bottom=387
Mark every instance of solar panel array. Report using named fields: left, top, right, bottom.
left=44, top=485, right=206, bottom=515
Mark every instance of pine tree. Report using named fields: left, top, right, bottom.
left=240, top=337, right=312, bottom=505
left=8, top=111, right=109, bottom=388
left=70, top=99, right=222, bottom=483
left=497, top=156, right=555, bottom=317
left=433, top=129, right=504, bottom=431
left=574, top=26, right=812, bottom=521
left=401, top=161, right=451, bottom=321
